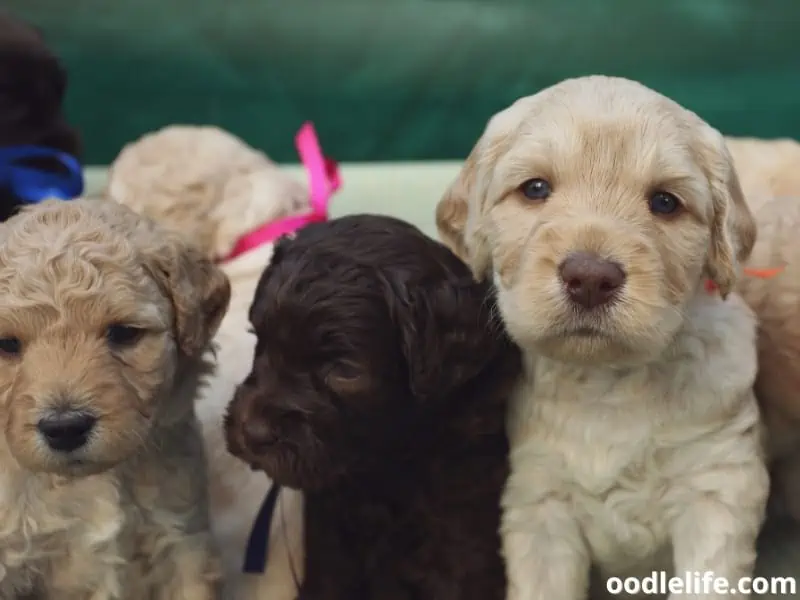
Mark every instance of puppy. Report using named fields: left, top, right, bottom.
left=0, top=11, right=81, bottom=220
left=225, top=215, right=521, bottom=600
left=107, top=125, right=307, bottom=262
left=107, top=125, right=309, bottom=599
left=437, top=75, right=768, bottom=600
left=725, top=137, right=800, bottom=207
left=737, top=195, right=800, bottom=519
left=732, top=195, right=800, bottom=597
left=0, top=198, right=229, bottom=599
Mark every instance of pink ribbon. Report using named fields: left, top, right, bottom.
left=222, top=122, right=341, bottom=262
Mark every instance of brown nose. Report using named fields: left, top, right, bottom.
left=243, top=417, right=277, bottom=448
left=558, top=251, right=626, bottom=309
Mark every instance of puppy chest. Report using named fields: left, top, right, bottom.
left=0, top=476, right=128, bottom=590
left=511, top=377, right=675, bottom=566
left=514, top=376, right=663, bottom=488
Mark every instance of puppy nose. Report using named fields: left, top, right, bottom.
left=558, top=251, right=626, bottom=309
left=37, top=410, right=97, bottom=453
left=243, top=418, right=277, bottom=448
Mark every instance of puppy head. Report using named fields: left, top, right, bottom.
left=0, top=12, right=82, bottom=222
left=107, top=125, right=308, bottom=261
left=0, top=199, right=230, bottom=476
left=436, top=76, right=755, bottom=366
left=225, top=215, right=503, bottom=490
left=0, top=13, right=67, bottom=132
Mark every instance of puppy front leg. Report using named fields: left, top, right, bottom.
left=670, top=462, right=769, bottom=600
left=154, top=534, right=223, bottom=600
left=501, top=488, right=589, bottom=600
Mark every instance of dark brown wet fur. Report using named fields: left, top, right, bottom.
left=225, top=214, right=521, bottom=600
left=0, top=11, right=81, bottom=221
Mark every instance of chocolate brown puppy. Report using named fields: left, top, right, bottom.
left=0, top=11, right=81, bottom=220
left=225, top=214, right=520, bottom=600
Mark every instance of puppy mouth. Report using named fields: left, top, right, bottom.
left=36, top=454, right=117, bottom=478
left=558, top=317, right=614, bottom=339
left=227, top=422, right=341, bottom=490
left=225, top=413, right=282, bottom=463
left=63, top=459, right=107, bottom=475
left=566, top=326, right=606, bottom=337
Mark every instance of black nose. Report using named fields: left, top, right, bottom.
left=37, top=411, right=97, bottom=453
left=559, top=251, right=626, bottom=309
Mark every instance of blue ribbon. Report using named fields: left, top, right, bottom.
left=243, top=482, right=282, bottom=573
left=0, top=145, right=84, bottom=203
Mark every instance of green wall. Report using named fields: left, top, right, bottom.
left=9, top=0, right=800, bottom=164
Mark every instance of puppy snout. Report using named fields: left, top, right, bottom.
left=242, top=417, right=278, bottom=449
left=558, top=251, right=626, bottom=309
left=37, top=409, right=97, bottom=453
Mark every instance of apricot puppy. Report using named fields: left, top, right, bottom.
left=0, top=198, right=230, bottom=599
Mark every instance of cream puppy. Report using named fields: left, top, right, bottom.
left=725, top=137, right=800, bottom=208
left=436, top=75, right=768, bottom=600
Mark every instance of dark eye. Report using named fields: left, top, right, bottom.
left=519, top=178, right=552, bottom=201
left=106, top=324, right=145, bottom=348
left=0, top=337, right=22, bottom=357
left=649, top=191, right=682, bottom=215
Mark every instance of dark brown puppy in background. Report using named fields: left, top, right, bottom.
left=225, top=215, right=521, bottom=600
left=0, top=11, right=81, bottom=221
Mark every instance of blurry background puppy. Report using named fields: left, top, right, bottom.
left=0, top=11, right=81, bottom=221
left=697, top=147, right=800, bottom=593
left=107, top=125, right=309, bottom=599
left=437, top=76, right=770, bottom=600
left=225, top=215, right=521, bottom=600
left=739, top=195, right=800, bottom=521
left=0, top=198, right=229, bottom=599
left=726, top=138, right=800, bottom=209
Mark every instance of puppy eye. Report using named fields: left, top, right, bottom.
left=106, top=324, right=146, bottom=348
left=326, top=362, right=369, bottom=395
left=649, top=191, right=682, bottom=216
left=0, top=337, right=22, bottom=358
left=519, top=178, right=552, bottom=201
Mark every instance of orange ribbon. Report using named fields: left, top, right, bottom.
left=704, top=266, right=785, bottom=293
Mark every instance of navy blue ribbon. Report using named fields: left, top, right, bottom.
left=243, top=482, right=282, bottom=573
left=0, top=145, right=84, bottom=203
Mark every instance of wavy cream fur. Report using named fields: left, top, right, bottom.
left=436, top=75, right=768, bottom=600
left=503, top=292, right=765, bottom=600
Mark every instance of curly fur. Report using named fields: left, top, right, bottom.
left=225, top=215, right=521, bottom=600
left=0, top=11, right=81, bottom=222
left=107, top=125, right=309, bottom=599
left=0, top=198, right=230, bottom=599
left=437, top=75, right=768, bottom=600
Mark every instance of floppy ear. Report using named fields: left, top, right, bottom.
left=146, top=232, right=231, bottom=357
left=436, top=146, right=494, bottom=281
left=436, top=154, right=475, bottom=261
left=699, top=127, right=757, bottom=298
left=384, top=271, right=505, bottom=400
left=436, top=103, right=526, bottom=281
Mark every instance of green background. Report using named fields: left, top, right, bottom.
left=8, top=0, right=800, bottom=164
